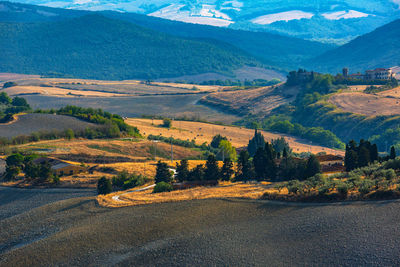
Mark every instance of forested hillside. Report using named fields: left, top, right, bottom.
left=308, top=19, right=400, bottom=73
left=0, top=14, right=259, bottom=80
left=0, top=1, right=333, bottom=71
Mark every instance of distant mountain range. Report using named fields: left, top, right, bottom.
left=309, top=19, right=400, bottom=74
left=7, top=0, right=400, bottom=44
left=1, top=1, right=399, bottom=79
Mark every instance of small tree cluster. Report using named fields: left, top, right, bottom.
left=3, top=153, right=56, bottom=184
left=345, top=140, right=379, bottom=171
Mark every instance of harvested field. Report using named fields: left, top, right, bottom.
left=330, top=92, right=400, bottom=116
left=24, top=94, right=239, bottom=124
left=1, top=195, right=400, bottom=266
left=0, top=186, right=95, bottom=220
left=157, top=66, right=286, bottom=83
left=0, top=114, right=98, bottom=139
left=127, top=118, right=344, bottom=155
left=0, top=73, right=39, bottom=82
left=3, top=77, right=222, bottom=96
left=3, top=85, right=128, bottom=97
left=200, top=84, right=298, bottom=116
left=98, top=181, right=271, bottom=207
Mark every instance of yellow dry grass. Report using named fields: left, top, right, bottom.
left=127, top=118, right=344, bottom=155
left=97, top=181, right=271, bottom=207
left=330, top=91, right=400, bottom=116
left=31, top=78, right=221, bottom=92
left=3, top=85, right=126, bottom=97
left=14, top=138, right=201, bottom=160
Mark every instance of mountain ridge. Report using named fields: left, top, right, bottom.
left=0, top=1, right=333, bottom=70
left=7, top=0, right=400, bottom=44
left=308, top=18, right=400, bottom=73
left=0, top=14, right=261, bottom=80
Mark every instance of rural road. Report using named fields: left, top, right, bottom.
left=111, top=184, right=155, bottom=202
left=111, top=168, right=175, bottom=202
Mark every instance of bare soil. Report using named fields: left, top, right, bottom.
left=0, top=114, right=98, bottom=139
left=1, top=194, right=400, bottom=266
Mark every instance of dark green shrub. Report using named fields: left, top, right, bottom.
left=153, top=182, right=173, bottom=193
left=358, top=179, right=374, bottom=195
left=287, top=180, right=302, bottom=195
left=337, top=182, right=349, bottom=197
left=162, top=118, right=172, bottom=128
left=97, top=177, right=112, bottom=195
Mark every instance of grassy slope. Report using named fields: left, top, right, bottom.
left=0, top=14, right=258, bottom=80
left=1, top=197, right=400, bottom=266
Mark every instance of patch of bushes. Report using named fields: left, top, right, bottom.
left=153, top=182, right=173, bottom=193
left=97, top=177, right=112, bottom=195
left=111, top=171, right=147, bottom=190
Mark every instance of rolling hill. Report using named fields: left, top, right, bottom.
left=0, top=14, right=261, bottom=80
left=0, top=1, right=333, bottom=70
left=9, top=0, right=400, bottom=44
left=308, top=19, right=400, bottom=73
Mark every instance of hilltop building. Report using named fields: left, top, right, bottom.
left=344, top=67, right=398, bottom=80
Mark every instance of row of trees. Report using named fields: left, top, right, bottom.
left=156, top=155, right=234, bottom=184
left=236, top=147, right=321, bottom=182
left=345, top=140, right=396, bottom=171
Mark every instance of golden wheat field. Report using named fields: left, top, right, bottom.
left=12, top=138, right=202, bottom=160
left=126, top=118, right=344, bottom=155
left=330, top=91, right=400, bottom=116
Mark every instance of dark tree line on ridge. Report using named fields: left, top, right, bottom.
left=345, top=139, right=396, bottom=171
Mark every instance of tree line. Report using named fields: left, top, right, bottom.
left=345, top=139, right=396, bottom=171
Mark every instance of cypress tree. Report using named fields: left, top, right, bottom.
left=220, top=158, right=234, bottom=181
left=253, top=147, right=267, bottom=180
left=235, top=150, right=253, bottom=181
left=370, top=144, right=378, bottom=163
left=390, top=146, right=396, bottom=160
left=247, top=129, right=265, bottom=157
left=204, top=154, right=220, bottom=181
left=155, top=161, right=172, bottom=184
left=304, top=155, right=321, bottom=179
left=358, top=146, right=371, bottom=167
left=176, top=159, right=189, bottom=182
